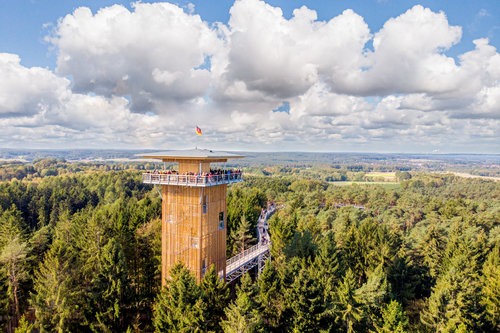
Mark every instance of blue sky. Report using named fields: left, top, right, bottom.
left=0, top=0, right=499, bottom=152
left=1, top=0, right=498, bottom=69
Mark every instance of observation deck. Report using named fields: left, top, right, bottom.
left=142, top=172, right=244, bottom=187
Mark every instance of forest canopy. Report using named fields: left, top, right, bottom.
left=0, top=159, right=499, bottom=332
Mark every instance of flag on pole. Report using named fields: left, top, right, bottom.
left=196, top=126, right=202, bottom=135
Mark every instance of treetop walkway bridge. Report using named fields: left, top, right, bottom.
left=225, top=204, right=276, bottom=283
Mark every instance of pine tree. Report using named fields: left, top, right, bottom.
left=286, top=266, right=329, bottom=332
left=418, top=225, right=445, bottom=279
left=312, top=231, right=342, bottom=302
left=227, top=189, right=245, bottom=236
left=200, top=264, right=230, bottom=332
left=481, top=245, right=500, bottom=331
left=132, top=217, right=162, bottom=321
left=14, top=315, right=33, bottom=333
left=0, top=205, right=29, bottom=249
left=388, top=246, right=419, bottom=307
left=335, top=268, right=364, bottom=333
left=375, top=300, right=408, bottom=333
left=341, top=226, right=365, bottom=285
left=0, top=269, right=9, bottom=331
left=87, top=238, right=130, bottom=333
left=284, top=230, right=317, bottom=261
left=221, top=273, right=263, bottom=333
left=268, top=215, right=293, bottom=259
left=356, top=264, right=390, bottom=330
left=154, top=262, right=206, bottom=332
left=273, top=256, right=304, bottom=330
left=258, top=259, right=285, bottom=330
left=74, top=210, right=110, bottom=281
left=236, top=272, right=259, bottom=304
left=421, top=255, right=484, bottom=332
left=232, top=216, right=256, bottom=255
left=126, top=314, right=144, bottom=333
left=0, top=203, right=30, bottom=325
left=356, top=218, right=379, bottom=274
left=370, top=223, right=400, bottom=273
left=441, top=224, right=486, bottom=276
left=31, top=241, right=82, bottom=332
left=29, top=225, right=51, bottom=266
left=53, top=210, right=74, bottom=245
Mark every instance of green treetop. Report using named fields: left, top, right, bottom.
left=221, top=273, right=263, bottom=333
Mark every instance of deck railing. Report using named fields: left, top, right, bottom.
left=142, top=172, right=243, bottom=186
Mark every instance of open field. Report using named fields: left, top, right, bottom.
left=439, top=171, right=500, bottom=182
left=330, top=181, right=400, bottom=189
left=366, top=172, right=396, bottom=177
left=0, top=158, right=28, bottom=162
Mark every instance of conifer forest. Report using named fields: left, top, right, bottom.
left=1, top=158, right=500, bottom=332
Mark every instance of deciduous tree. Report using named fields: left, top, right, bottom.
left=0, top=236, right=29, bottom=329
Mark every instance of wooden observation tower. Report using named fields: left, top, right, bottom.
left=139, top=149, right=244, bottom=284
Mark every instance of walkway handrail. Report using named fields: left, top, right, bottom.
left=226, top=243, right=266, bottom=268
left=227, top=204, right=275, bottom=268
left=225, top=204, right=277, bottom=281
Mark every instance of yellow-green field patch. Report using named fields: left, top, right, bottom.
left=366, top=172, right=396, bottom=177
left=329, top=181, right=400, bottom=189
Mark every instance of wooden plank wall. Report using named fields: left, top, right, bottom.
left=201, top=184, right=227, bottom=280
left=178, top=160, right=211, bottom=174
left=162, top=185, right=201, bottom=283
left=161, top=170, right=228, bottom=285
left=161, top=158, right=229, bottom=174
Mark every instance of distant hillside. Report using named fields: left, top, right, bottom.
left=1, top=148, right=500, bottom=171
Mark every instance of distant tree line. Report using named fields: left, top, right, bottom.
left=0, top=159, right=165, bottom=182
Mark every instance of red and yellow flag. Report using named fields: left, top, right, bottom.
left=196, top=126, right=202, bottom=136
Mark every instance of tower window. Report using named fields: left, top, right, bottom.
left=219, top=212, right=225, bottom=230
left=202, top=195, right=207, bottom=214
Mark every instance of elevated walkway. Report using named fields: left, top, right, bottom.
left=225, top=204, right=276, bottom=283
left=225, top=244, right=270, bottom=283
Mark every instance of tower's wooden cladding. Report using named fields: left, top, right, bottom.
left=160, top=160, right=229, bottom=284
left=161, top=183, right=227, bottom=283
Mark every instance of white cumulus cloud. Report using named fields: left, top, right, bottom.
left=47, top=2, right=223, bottom=112
left=0, top=0, right=499, bottom=152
